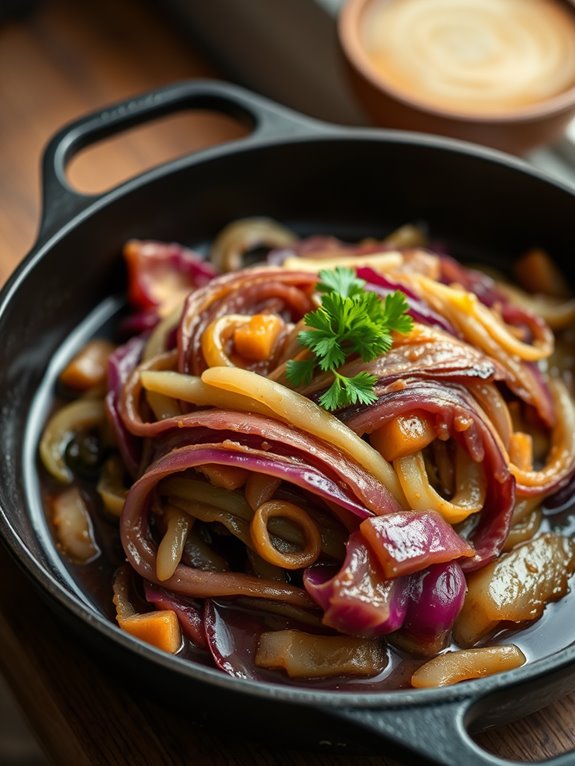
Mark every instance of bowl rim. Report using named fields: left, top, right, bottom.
left=339, top=0, right=575, bottom=125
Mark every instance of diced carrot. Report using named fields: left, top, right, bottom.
left=119, top=610, right=181, bottom=654
left=370, top=412, right=435, bottom=462
left=508, top=431, right=533, bottom=471
left=59, top=339, right=115, bottom=391
left=233, top=314, right=284, bottom=361
left=196, top=463, right=248, bottom=490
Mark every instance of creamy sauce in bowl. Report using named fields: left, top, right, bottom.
left=360, top=0, right=575, bottom=116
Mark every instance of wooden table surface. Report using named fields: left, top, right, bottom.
left=1, top=0, right=575, bottom=763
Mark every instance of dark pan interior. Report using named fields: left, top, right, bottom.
left=1, top=133, right=575, bottom=754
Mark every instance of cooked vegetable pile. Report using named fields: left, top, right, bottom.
left=40, top=220, right=575, bottom=689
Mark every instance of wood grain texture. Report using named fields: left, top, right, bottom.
left=0, top=0, right=574, bottom=763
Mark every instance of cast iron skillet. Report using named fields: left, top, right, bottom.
left=0, top=80, right=574, bottom=766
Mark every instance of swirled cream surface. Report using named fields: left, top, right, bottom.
left=360, top=0, right=575, bottom=115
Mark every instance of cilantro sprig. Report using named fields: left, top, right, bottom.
left=286, top=267, right=413, bottom=411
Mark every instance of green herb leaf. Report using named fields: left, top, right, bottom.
left=317, top=266, right=365, bottom=298
left=285, top=265, right=414, bottom=410
left=285, top=358, right=317, bottom=387
left=318, top=371, right=379, bottom=411
left=383, top=290, right=413, bottom=334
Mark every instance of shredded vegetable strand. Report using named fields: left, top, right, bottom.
left=201, top=314, right=250, bottom=368
left=200, top=366, right=407, bottom=506
left=413, top=276, right=553, bottom=362
left=395, top=446, right=486, bottom=523
left=38, top=221, right=575, bottom=691
left=510, top=379, right=575, bottom=494
left=250, top=500, right=322, bottom=569
left=156, top=506, right=192, bottom=581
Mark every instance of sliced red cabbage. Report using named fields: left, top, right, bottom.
left=105, top=335, right=145, bottom=477
left=304, top=532, right=409, bottom=637
left=397, top=562, right=466, bottom=656
left=360, top=511, right=474, bottom=578
left=358, top=266, right=458, bottom=337
left=124, top=239, right=216, bottom=315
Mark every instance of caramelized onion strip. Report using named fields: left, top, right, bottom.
left=411, top=645, right=526, bottom=688
left=395, top=447, right=485, bottom=523
left=97, top=456, right=128, bottom=517
left=510, top=379, right=575, bottom=494
left=142, top=304, right=183, bottom=362
left=499, top=283, right=575, bottom=331
left=140, top=370, right=278, bottom=420
left=142, top=367, right=405, bottom=506
left=210, top=217, right=297, bottom=273
left=282, top=251, right=404, bottom=273
left=120, top=351, right=179, bottom=432
left=411, top=276, right=553, bottom=361
left=245, top=474, right=281, bottom=511
left=170, top=498, right=253, bottom=549
left=156, top=506, right=192, bottom=582
left=251, top=500, right=322, bottom=570
left=40, top=399, right=106, bottom=484
left=467, top=381, right=513, bottom=450
left=145, top=390, right=182, bottom=421
left=51, top=486, right=99, bottom=562
left=163, top=476, right=341, bottom=559
left=201, top=314, right=250, bottom=368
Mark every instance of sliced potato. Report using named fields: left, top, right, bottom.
left=411, top=645, right=526, bottom=688
left=454, top=533, right=575, bottom=647
left=256, top=630, right=387, bottom=678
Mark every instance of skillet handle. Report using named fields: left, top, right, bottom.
left=333, top=686, right=575, bottom=766
left=37, top=79, right=332, bottom=241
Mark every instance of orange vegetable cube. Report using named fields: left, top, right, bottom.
left=508, top=431, right=533, bottom=471
left=233, top=314, right=284, bottom=361
left=119, top=610, right=181, bottom=654
left=370, top=412, right=435, bottom=462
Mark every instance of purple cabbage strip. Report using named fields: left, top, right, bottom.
left=400, top=562, right=466, bottom=652
left=544, top=468, right=575, bottom=513
left=118, top=310, right=160, bottom=339
left=304, top=532, right=410, bottom=637
left=438, top=254, right=502, bottom=305
left=358, top=266, right=459, bottom=337
left=359, top=510, right=474, bottom=578
left=120, top=442, right=391, bottom=603
left=163, top=243, right=217, bottom=286
left=203, top=599, right=264, bottom=678
left=105, top=335, right=146, bottom=477
left=121, top=407, right=400, bottom=518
